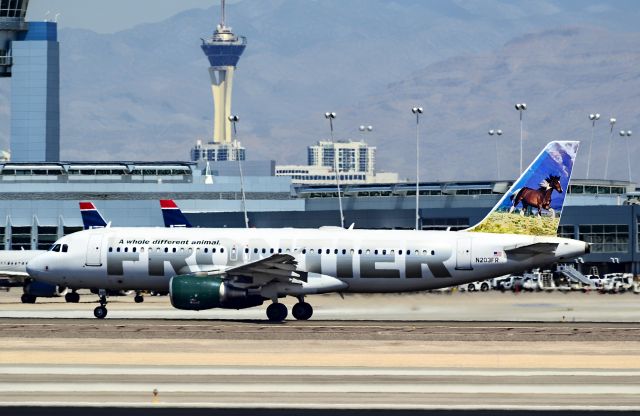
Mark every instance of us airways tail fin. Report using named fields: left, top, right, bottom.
left=467, top=141, right=579, bottom=236
left=160, top=200, right=193, bottom=228
left=79, top=202, right=108, bottom=230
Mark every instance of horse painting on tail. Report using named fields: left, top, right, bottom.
left=508, top=174, right=562, bottom=217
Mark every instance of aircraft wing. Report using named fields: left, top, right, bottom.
left=504, top=242, right=559, bottom=255
left=223, top=254, right=308, bottom=285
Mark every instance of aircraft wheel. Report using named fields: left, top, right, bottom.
left=266, top=303, right=288, bottom=322
left=65, top=292, right=80, bottom=303
left=21, top=294, right=36, bottom=304
left=93, top=306, right=108, bottom=319
left=292, top=302, right=313, bottom=320
left=480, top=283, right=490, bottom=292
left=134, top=295, right=144, bottom=303
left=467, top=284, right=476, bottom=292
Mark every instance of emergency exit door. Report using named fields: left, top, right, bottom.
left=85, top=234, right=103, bottom=266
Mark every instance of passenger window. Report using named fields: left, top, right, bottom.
left=342, top=249, right=346, bottom=255
left=262, top=248, right=266, bottom=254
left=164, top=247, right=168, bottom=253
left=212, top=248, right=216, bottom=253
left=302, top=249, right=307, bottom=254
left=62, top=244, right=68, bottom=253
left=116, top=247, right=121, bottom=253
left=366, top=249, right=370, bottom=255
left=203, top=248, right=208, bottom=253
left=431, top=250, right=435, bottom=255
left=245, top=248, right=249, bottom=254
left=141, top=247, right=145, bottom=253
left=358, top=249, right=362, bottom=255
left=124, top=247, right=129, bottom=253
left=108, top=247, right=113, bottom=253
left=326, top=249, right=330, bottom=254
left=270, top=248, right=274, bottom=254
left=350, top=249, right=354, bottom=254
left=172, top=248, right=177, bottom=253
left=278, top=248, right=282, bottom=253
left=374, top=250, right=379, bottom=255
left=398, top=250, right=402, bottom=255
left=254, top=248, right=258, bottom=254
left=382, top=250, right=387, bottom=255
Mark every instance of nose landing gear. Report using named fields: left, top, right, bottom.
left=93, top=289, right=108, bottom=319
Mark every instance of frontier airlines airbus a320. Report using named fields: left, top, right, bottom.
left=27, top=141, right=588, bottom=321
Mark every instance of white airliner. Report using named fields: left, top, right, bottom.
left=26, top=141, right=588, bottom=321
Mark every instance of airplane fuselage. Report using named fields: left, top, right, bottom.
left=28, top=227, right=588, bottom=293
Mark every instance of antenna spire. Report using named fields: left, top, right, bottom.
left=221, top=0, right=226, bottom=27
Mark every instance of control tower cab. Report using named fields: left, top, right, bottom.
left=0, top=0, right=29, bottom=77
left=201, top=0, right=246, bottom=144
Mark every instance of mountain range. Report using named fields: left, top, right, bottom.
left=0, top=0, right=639, bottom=181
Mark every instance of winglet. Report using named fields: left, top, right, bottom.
left=467, top=141, right=579, bottom=236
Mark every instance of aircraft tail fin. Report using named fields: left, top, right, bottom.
left=79, top=202, right=108, bottom=230
left=467, top=141, right=579, bottom=236
left=160, top=200, right=193, bottom=228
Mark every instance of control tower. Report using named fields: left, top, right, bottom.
left=201, top=0, right=246, bottom=145
left=0, top=0, right=29, bottom=77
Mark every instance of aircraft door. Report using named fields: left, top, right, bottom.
left=455, top=238, right=473, bottom=270
left=85, top=234, right=103, bottom=266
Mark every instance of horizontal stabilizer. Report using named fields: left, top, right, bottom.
left=505, top=242, right=558, bottom=255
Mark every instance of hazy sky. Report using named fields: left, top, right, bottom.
left=27, top=0, right=233, bottom=33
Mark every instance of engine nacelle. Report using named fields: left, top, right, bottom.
left=24, top=280, right=65, bottom=297
left=170, top=275, right=264, bottom=311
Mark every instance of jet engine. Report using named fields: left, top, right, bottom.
left=170, top=275, right=263, bottom=311
left=24, top=280, right=66, bottom=297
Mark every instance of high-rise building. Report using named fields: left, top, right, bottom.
left=276, top=140, right=400, bottom=185
left=191, top=0, right=246, bottom=162
left=1, top=0, right=60, bottom=162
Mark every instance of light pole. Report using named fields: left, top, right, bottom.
left=488, top=129, right=503, bottom=179
left=586, top=113, right=600, bottom=179
left=325, top=112, right=344, bottom=228
left=412, top=107, right=423, bottom=231
left=515, top=103, right=527, bottom=174
left=604, top=117, right=616, bottom=179
left=619, top=129, right=633, bottom=182
left=229, top=115, right=249, bottom=228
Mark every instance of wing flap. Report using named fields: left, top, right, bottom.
left=224, top=254, right=308, bottom=284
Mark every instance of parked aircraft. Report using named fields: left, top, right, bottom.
left=27, top=141, right=588, bottom=321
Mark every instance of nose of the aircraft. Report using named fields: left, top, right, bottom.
left=26, top=256, right=45, bottom=278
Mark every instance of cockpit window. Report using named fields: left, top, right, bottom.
left=61, top=244, right=68, bottom=253
left=50, top=244, right=61, bottom=252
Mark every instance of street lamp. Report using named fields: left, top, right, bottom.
left=604, top=117, right=616, bottom=179
left=488, top=129, right=503, bottom=179
left=514, top=103, right=527, bottom=174
left=412, top=107, right=423, bottom=231
left=228, top=115, right=248, bottom=229
left=325, top=112, right=344, bottom=228
left=586, top=113, right=600, bottom=179
left=619, top=129, right=633, bottom=182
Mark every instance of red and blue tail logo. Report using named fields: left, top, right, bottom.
left=160, top=200, right=192, bottom=228
left=79, top=202, right=108, bottom=229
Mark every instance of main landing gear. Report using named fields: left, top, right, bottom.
left=20, top=294, right=36, bottom=304
left=65, top=291, right=80, bottom=303
left=266, top=298, right=314, bottom=322
left=134, top=291, right=144, bottom=304
left=93, top=289, right=108, bottom=319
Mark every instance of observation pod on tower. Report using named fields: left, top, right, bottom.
left=201, top=1, right=246, bottom=145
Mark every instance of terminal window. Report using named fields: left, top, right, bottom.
left=557, top=225, right=575, bottom=239
left=578, top=224, right=629, bottom=253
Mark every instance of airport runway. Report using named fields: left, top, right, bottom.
left=1, top=291, right=640, bottom=411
